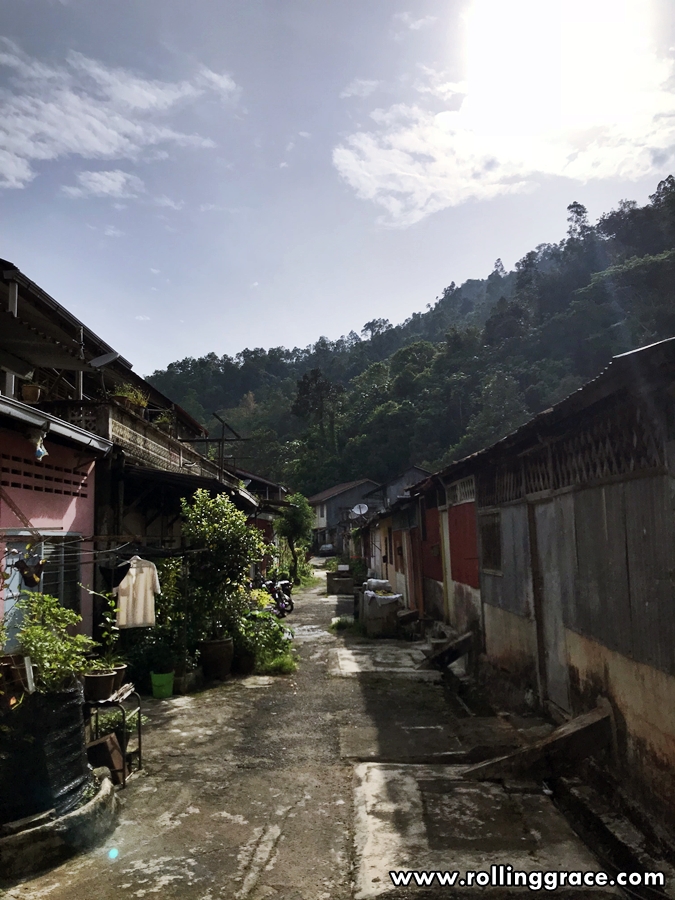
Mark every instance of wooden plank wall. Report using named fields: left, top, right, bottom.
left=566, top=474, right=675, bottom=678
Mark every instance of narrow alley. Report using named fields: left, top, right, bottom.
left=0, top=574, right=639, bottom=899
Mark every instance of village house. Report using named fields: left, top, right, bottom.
left=361, top=337, right=675, bottom=828
left=0, top=259, right=259, bottom=636
left=230, top=467, right=288, bottom=546
left=361, top=478, right=446, bottom=618
left=360, top=466, right=430, bottom=511
left=0, top=393, right=112, bottom=645
left=308, top=478, right=378, bottom=553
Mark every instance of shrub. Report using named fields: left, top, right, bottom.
left=256, top=651, right=297, bottom=675
left=181, top=490, right=267, bottom=640
left=16, top=592, right=97, bottom=692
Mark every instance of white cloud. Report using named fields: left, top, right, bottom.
left=154, top=195, right=184, bottom=210
left=286, top=141, right=295, bottom=152
left=0, top=39, right=238, bottom=189
left=279, top=161, right=288, bottom=169
left=340, top=78, right=381, bottom=99
left=150, top=267, right=160, bottom=274
left=334, top=0, right=675, bottom=226
left=63, top=169, right=145, bottom=199
left=103, top=225, right=124, bottom=237
left=135, top=314, right=151, bottom=320
left=298, top=131, right=311, bottom=139
left=393, top=12, right=438, bottom=31
left=196, top=67, right=239, bottom=101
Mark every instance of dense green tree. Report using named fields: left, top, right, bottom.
left=147, top=175, right=675, bottom=496
left=274, top=493, right=313, bottom=583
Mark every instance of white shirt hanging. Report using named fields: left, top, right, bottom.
left=114, top=556, right=161, bottom=628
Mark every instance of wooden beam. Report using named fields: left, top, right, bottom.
left=462, top=706, right=612, bottom=782
left=418, top=631, right=474, bottom=669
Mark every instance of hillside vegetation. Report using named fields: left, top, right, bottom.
left=148, top=176, right=675, bottom=496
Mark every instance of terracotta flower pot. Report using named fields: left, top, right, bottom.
left=21, top=384, right=41, bottom=404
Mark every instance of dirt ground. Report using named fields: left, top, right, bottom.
left=1, top=573, right=617, bottom=900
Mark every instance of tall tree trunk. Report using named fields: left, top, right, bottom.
left=289, top=540, right=299, bottom=584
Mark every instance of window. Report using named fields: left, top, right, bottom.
left=2, top=536, right=82, bottom=650
left=42, top=538, right=82, bottom=610
left=479, top=513, right=501, bottom=572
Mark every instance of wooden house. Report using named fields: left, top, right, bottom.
left=0, top=259, right=257, bottom=634
left=428, top=337, right=675, bottom=823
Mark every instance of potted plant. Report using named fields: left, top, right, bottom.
left=110, top=382, right=149, bottom=412
left=96, top=707, right=147, bottom=755
left=0, top=592, right=96, bottom=826
left=154, top=410, right=174, bottom=433
left=82, top=660, right=116, bottom=701
left=145, top=641, right=176, bottom=699
left=99, top=592, right=127, bottom=691
left=180, top=490, right=267, bottom=681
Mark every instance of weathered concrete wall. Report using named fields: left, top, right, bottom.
left=567, top=628, right=675, bottom=825
left=484, top=603, right=538, bottom=684
left=423, top=577, right=444, bottom=621
left=449, top=581, right=482, bottom=635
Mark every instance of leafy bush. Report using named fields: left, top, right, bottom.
left=16, top=592, right=97, bottom=692
left=181, top=489, right=267, bottom=640
left=325, top=556, right=367, bottom=580
left=111, top=383, right=149, bottom=407
left=144, top=640, right=176, bottom=674
left=233, top=609, right=292, bottom=662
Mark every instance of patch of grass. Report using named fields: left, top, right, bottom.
left=255, top=651, right=298, bottom=675
left=300, top=573, right=322, bottom=588
left=329, top=618, right=368, bottom=638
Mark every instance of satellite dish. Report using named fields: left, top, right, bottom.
left=89, top=351, right=121, bottom=368
left=351, top=503, right=369, bottom=518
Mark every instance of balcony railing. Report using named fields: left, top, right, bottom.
left=39, top=400, right=222, bottom=480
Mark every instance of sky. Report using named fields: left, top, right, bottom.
left=2, top=0, right=675, bottom=375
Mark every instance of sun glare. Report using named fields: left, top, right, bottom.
left=464, top=0, right=661, bottom=138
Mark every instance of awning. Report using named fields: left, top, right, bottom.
left=124, top=465, right=258, bottom=511
left=0, top=394, right=112, bottom=454
left=124, top=465, right=230, bottom=494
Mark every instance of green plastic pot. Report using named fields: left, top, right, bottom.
left=150, top=671, right=174, bottom=699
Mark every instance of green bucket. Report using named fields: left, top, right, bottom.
left=150, top=671, right=174, bottom=699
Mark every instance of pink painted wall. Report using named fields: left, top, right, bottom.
left=0, top=428, right=96, bottom=634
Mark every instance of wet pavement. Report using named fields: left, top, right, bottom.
left=1, top=573, right=618, bottom=899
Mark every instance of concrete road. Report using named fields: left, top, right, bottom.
left=2, top=577, right=615, bottom=899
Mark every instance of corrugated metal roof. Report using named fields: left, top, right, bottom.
left=307, top=478, right=379, bottom=505
left=433, top=336, right=675, bottom=483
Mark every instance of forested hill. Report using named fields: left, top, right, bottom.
left=148, top=176, right=675, bottom=496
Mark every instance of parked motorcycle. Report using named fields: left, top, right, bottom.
left=264, top=578, right=294, bottom=618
